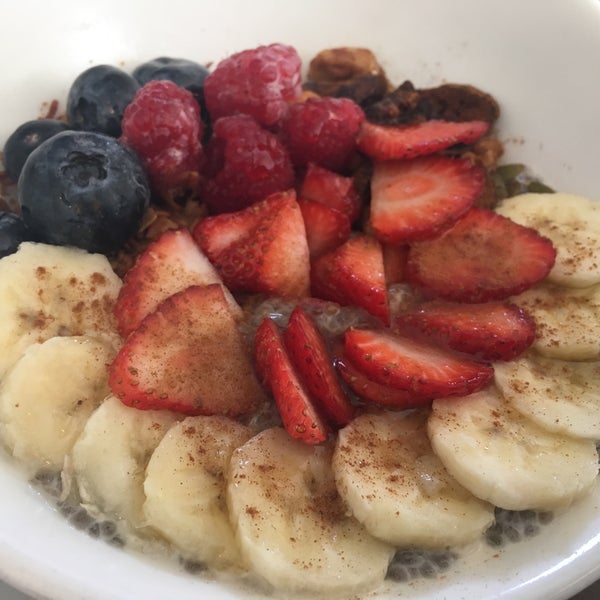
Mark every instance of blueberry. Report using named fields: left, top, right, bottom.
left=0, top=212, right=28, bottom=257
left=2, top=119, right=69, bottom=182
left=67, top=65, right=140, bottom=137
left=132, top=57, right=208, bottom=100
left=18, top=130, right=150, bottom=254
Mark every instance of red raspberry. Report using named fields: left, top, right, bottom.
left=282, top=97, right=365, bottom=171
left=200, top=114, right=295, bottom=214
left=204, top=43, right=302, bottom=129
left=120, top=80, right=203, bottom=201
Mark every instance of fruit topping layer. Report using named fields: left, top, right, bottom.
left=0, top=44, right=599, bottom=598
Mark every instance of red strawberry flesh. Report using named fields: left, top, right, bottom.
left=284, top=306, right=355, bottom=426
left=194, top=189, right=310, bottom=297
left=370, top=156, right=485, bottom=244
left=405, top=207, right=557, bottom=302
left=300, top=163, right=361, bottom=223
left=311, top=234, right=389, bottom=324
left=254, top=317, right=329, bottom=444
left=334, top=350, right=432, bottom=409
left=298, top=198, right=351, bottom=260
left=395, top=300, right=536, bottom=361
left=114, top=228, right=240, bottom=338
left=344, top=327, right=494, bottom=398
left=357, top=119, right=490, bottom=161
left=109, top=284, right=264, bottom=416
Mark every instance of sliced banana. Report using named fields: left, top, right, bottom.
left=494, top=355, right=600, bottom=441
left=0, top=335, right=116, bottom=472
left=496, top=192, right=600, bottom=287
left=70, top=395, right=179, bottom=530
left=511, top=282, right=600, bottom=361
left=428, top=387, right=599, bottom=511
left=332, top=410, right=494, bottom=548
left=227, top=427, right=394, bottom=596
left=143, top=416, right=252, bottom=569
left=0, top=242, right=122, bottom=378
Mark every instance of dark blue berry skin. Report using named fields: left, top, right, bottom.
left=67, top=65, right=140, bottom=137
left=132, top=57, right=208, bottom=100
left=0, top=212, right=28, bottom=257
left=2, top=119, right=69, bottom=182
left=18, top=131, right=150, bottom=254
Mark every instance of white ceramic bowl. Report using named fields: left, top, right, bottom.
left=1, top=1, right=600, bottom=599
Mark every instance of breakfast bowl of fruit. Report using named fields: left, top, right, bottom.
left=1, top=0, right=600, bottom=599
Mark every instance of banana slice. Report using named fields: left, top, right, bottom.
left=428, top=387, right=599, bottom=511
left=0, top=335, right=116, bottom=472
left=494, top=355, right=600, bottom=440
left=143, top=415, right=252, bottom=569
left=70, top=395, right=179, bottom=529
left=227, top=427, right=394, bottom=596
left=496, top=192, right=600, bottom=287
left=511, top=281, right=600, bottom=361
left=332, top=410, right=494, bottom=548
left=0, top=242, right=122, bottom=378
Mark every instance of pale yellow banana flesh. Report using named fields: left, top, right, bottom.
left=333, top=410, right=495, bottom=548
left=143, top=415, right=252, bottom=569
left=227, top=427, right=394, bottom=595
left=428, top=387, right=599, bottom=511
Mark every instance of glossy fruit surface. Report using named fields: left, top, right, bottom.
left=3, top=119, right=69, bottom=181
left=67, top=65, right=140, bottom=137
left=18, top=130, right=150, bottom=253
left=132, top=56, right=209, bottom=100
left=0, top=212, right=28, bottom=257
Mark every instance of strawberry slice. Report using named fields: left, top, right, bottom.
left=298, top=198, right=351, bottom=260
left=299, top=163, right=361, bottom=223
left=395, top=300, right=536, bottom=361
left=382, top=243, right=408, bottom=285
left=356, top=119, right=489, bottom=161
left=109, top=284, right=266, bottom=416
left=405, top=207, right=557, bottom=302
left=334, top=350, right=432, bottom=409
left=254, top=317, right=329, bottom=445
left=193, top=189, right=310, bottom=297
left=114, top=228, right=241, bottom=338
left=370, top=156, right=485, bottom=244
left=284, top=306, right=355, bottom=426
left=344, top=327, right=494, bottom=399
left=311, top=234, right=389, bottom=325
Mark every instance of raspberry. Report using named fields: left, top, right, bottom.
left=204, top=43, right=302, bottom=129
left=120, top=80, right=203, bottom=202
left=200, top=114, right=295, bottom=213
left=282, top=97, right=365, bottom=171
